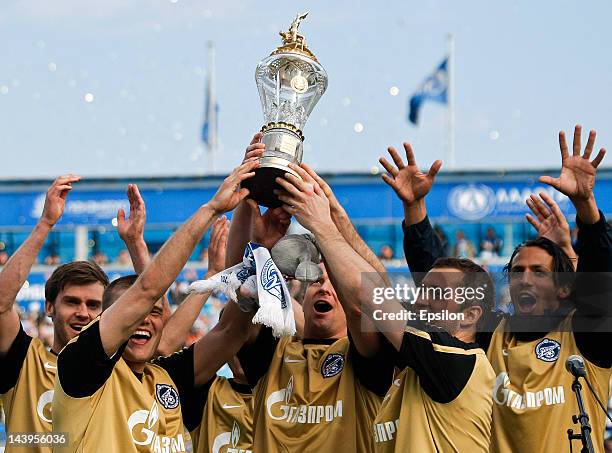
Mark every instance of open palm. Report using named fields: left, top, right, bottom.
left=539, top=125, right=606, bottom=202
left=526, top=193, right=571, bottom=250
left=379, top=143, right=442, bottom=204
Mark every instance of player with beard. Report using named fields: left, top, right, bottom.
left=0, top=175, right=109, bottom=453
left=51, top=161, right=262, bottom=453
left=277, top=162, right=495, bottom=452
left=391, top=125, right=612, bottom=452
left=230, top=135, right=394, bottom=453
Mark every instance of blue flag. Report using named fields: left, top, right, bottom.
left=202, top=67, right=219, bottom=148
left=408, top=58, right=448, bottom=125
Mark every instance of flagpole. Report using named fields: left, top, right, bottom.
left=206, top=41, right=218, bottom=174
left=446, top=33, right=455, bottom=170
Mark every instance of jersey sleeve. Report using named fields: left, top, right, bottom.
left=573, top=270, right=612, bottom=368
left=153, top=346, right=214, bottom=432
left=402, top=216, right=444, bottom=285
left=396, top=322, right=478, bottom=404
left=349, top=333, right=396, bottom=397
left=56, top=318, right=126, bottom=398
left=0, top=323, right=32, bottom=394
left=575, top=210, right=612, bottom=273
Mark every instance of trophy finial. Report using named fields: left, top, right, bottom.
left=279, top=12, right=309, bottom=47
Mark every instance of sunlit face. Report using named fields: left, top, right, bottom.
left=123, top=297, right=165, bottom=365
left=508, top=246, right=563, bottom=316
left=415, top=267, right=465, bottom=334
left=46, top=283, right=105, bottom=352
left=301, top=264, right=347, bottom=339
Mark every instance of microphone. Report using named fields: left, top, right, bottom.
left=566, top=355, right=587, bottom=378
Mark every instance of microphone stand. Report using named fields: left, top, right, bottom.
left=566, top=375, right=595, bottom=453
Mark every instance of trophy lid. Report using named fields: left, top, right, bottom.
left=271, top=12, right=319, bottom=62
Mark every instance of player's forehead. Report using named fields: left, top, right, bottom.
left=423, top=268, right=463, bottom=286
left=153, top=297, right=164, bottom=311
left=58, top=282, right=105, bottom=300
left=318, top=262, right=329, bottom=278
left=511, top=246, right=554, bottom=269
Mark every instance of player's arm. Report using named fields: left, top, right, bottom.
left=300, top=163, right=389, bottom=281
left=294, top=164, right=390, bottom=357
left=275, top=163, right=405, bottom=350
left=0, top=175, right=80, bottom=354
left=116, top=183, right=180, bottom=355
left=289, top=281, right=305, bottom=338
left=98, top=161, right=258, bottom=357
left=117, top=183, right=150, bottom=273
left=192, top=298, right=257, bottom=386
left=379, top=143, right=443, bottom=281
left=395, top=323, right=479, bottom=403
left=225, top=133, right=266, bottom=267
left=156, top=217, right=230, bottom=356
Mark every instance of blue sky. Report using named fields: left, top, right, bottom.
left=1, top=0, right=611, bottom=178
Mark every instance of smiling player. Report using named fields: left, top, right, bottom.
left=0, top=175, right=109, bottom=453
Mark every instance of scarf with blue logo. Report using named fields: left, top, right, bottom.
left=188, top=242, right=295, bottom=337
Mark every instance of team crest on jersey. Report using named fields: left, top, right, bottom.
left=535, top=338, right=561, bottom=362
left=156, top=384, right=179, bottom=409
left=321, top=353, right=345, bottom=378
left=261, top=258, right=286, bottom=308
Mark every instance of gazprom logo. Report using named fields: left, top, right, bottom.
left=231, top=421, right=240, bottom=448
left=448, top=184, right=496, bottom=220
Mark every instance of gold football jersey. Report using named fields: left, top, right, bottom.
left=53, top=322, right=187, bottom=453
left=489, top=312, right=611, bottom=453
left=373, top=327, right=494, bottom=452
left=1, top=337, right=56, bottom=453
left=194, top=376, right=253, bottom=453
left=251, top=336, right=384, bottom=452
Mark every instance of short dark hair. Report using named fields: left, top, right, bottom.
left=504, top=237, right=576, bottom=289
left=431, top=257, right=496, bottom=328
left=45, top=261, right=109, bottom=304
left=102, top=274, right=138, bottom=310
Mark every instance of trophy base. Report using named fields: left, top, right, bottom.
left=243, top=158, right=301, bottom=208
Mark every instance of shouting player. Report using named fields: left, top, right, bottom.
left=51, top=161, right=261, bottom=452
left=277, top=162, right=495, bottom=452
left=394, top=125, right=612, bottom=452
left=231, top=134, right=395, bottom=453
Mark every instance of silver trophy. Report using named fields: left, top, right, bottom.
left=243, top=12, right=328, bottom=207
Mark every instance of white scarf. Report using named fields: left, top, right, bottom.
left=188, top=242, right=295, bottom=337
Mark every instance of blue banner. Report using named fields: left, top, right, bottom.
left=1, top=175, right=611, bottom=228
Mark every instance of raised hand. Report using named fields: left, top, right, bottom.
left=525, top=192, right=573, bottom=254
left=206, top=216, right=230, bottom=276
left=274, top=163, right=333, bottom=233
left=243, top=132, right=265, bottom=163
left=299, top=163, right=343, bottom=214
left=208, top=160, right=259, bottom=214
left=40, top=174, right=81, bottom=227
left=247, top=201, right=291, bottom=250
left=379, top=143, right=442, bottom=205
left=117, top=184, right=146, bottom=244
left=539, top=125, right=606, bottom=202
